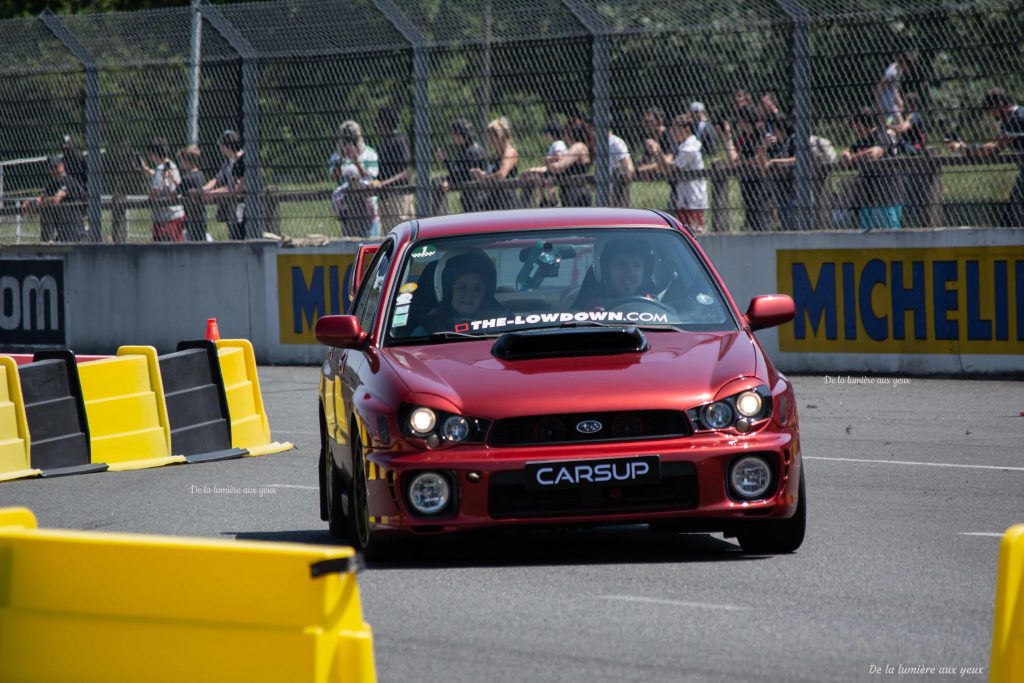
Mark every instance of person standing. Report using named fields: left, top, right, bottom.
left=636, top=107, right=674, bottom=181
left=176, top=145, right=207, bottom=242
left=546, top=120, right=593, bottom=207
left=877, top=51, right=916, bottom=125
left=842, top=107, right=903, bottom=230
left=23, top=155, right=85, bottom=242
left=203, top=129, right=246, bottom=240
left=138, top=137, right=185, bottom=242
left=654, top=113, right=707, bottom=232
left=947, top=87, right=1024, bottom=227
left=469, top=116, right=520, bottom=210
left=372, top=107, right=413, bottom=231
left=689, top=102, right=718, bottom=156
left=329, top=120, right=380, bottom=237
left=723, top=107, right=771, bottom=231
left=607, top=128, right=635, bottom=208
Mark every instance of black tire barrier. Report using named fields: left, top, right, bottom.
left=160, top=341, right=245, bottom=464
left=20, top=352, right=106, bottom=478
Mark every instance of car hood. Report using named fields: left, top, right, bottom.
left=381, top=330, right=760, bottom=419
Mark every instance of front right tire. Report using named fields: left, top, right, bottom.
left=736, top=468, right=806, bottom=554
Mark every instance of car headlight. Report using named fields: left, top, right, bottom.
left=409, top=407, right=437, bottom=435
left=688, top=385, right=772, bottom=432
left=729, top=456, right=773, bottom=500
left=400, top=404, right=489, bottom=447
left=407, top=471, right=451, bottom=515
left=735, top=390, right=763, bottom=418
left=703, top=401, right=734, bottom=429
left=442, top=415, right=470, bottom=442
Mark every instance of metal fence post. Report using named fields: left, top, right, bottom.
left=202, top=2, right=262, bottom=239
left=188, top=0, right=202, bottom=147
left=372, top=0, right=432, bottom=218
left=39, top=10, right=103, bottom=243
left=561, top=0, right=610, bottom=206
left=776, top=0, right=813, bottom=230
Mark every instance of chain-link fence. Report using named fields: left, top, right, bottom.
left=0, top=0, right=1021, bottom=244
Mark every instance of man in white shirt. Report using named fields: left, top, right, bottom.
left=607, top=130, right=635, bottom=208
left=877, top=51, right=916, bottom=125
left=652, top=113, right=707, bottom=232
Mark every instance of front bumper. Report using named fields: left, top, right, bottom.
left=363, top=427, right=801, bottom=534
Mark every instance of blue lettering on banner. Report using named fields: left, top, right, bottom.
left=778, top=248, right=1024, bottom=355
left=291, top=264, right=352, bottom=334
left=792, top=262, right=836, bottom=340
left=932, top=261, right=958, bottom=341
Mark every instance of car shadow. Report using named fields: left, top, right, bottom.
left=229, top=525, right=770, bottom=569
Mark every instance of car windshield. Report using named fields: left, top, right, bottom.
left=385, top=228, right=736, bottom=343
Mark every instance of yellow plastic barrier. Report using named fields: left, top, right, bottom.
left=991, top=524, right=1024, bottom=683
left=0, top=358, right=39, bottom=482
left=0, top=507, right=376, bottom=683
left=76, top=346, right=185, bottom=471
left=216, top=339, right=293, bottom=456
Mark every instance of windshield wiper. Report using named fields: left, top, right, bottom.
left=389, top=331, right=499, bottom=345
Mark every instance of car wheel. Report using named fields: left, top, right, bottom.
left=736, top=468, right=806, bottom=554
left=346, top=435, right=373, bottom=552
left=325, top=441, right=350, bottom=539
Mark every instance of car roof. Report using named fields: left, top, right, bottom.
left=405, top=207, right=678, bottom=241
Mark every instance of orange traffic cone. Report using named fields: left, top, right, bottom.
left=205, top=318, right=221, bottom=342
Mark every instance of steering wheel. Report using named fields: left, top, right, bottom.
left=607, top=296, right=677, bottom=317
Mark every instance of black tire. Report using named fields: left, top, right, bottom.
left=324, top=435, right=350, bottom=539
left=736, top=468, right=806, bottom=554
left=346, top=435, right=373, bottom=552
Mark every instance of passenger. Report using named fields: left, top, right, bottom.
left=420, top=249, right=504, bottom=332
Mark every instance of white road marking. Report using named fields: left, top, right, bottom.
left=272, top=430, right=319, bottom=436
left=600, top=595, right=750, bottom=611
left=265, top=484, right=318, bottom=490
left=957, top=532, right=1005, bottom=538
left=804, top=456, right=1024, bottom=472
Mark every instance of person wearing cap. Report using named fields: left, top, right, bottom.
left=329, top=120, right=380, bottom=237
left=22, top=155, right=85, bottom=242
left=689, top=102, right=718, bottom=156
left=947, top=87, right=1024, bottom=227
left=137, top=137, right=186, bottom=242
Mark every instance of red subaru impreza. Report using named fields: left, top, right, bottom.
left=316, top=208, right=804, bottom=554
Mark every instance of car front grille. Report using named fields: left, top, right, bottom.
left=487, top=410, right=691, bottom=447
left=488, top=462, right=698, bottom=519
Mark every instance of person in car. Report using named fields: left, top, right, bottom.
left=572, top=238, right=660, bottom=310
left=419, top=249, right=505, bottom=332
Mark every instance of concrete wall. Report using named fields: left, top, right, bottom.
left=2, top=227, right=1022, bottom=374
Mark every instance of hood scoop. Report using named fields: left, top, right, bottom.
left=491, top=326, right=649, bottom=361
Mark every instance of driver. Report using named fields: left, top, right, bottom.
left=573, top=238, right=660, bottom=310
left=420, top=249, right=504, bottom=332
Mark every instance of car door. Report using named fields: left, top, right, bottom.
left=327, top=239, right=395, bottom=471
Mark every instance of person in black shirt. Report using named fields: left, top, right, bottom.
left=947, top=87, right=1024, bottom=227
left=842, top=107, right=903, bottom=230
left=724, top=107, right=772, bottom=231
left=764, top=116, right=798, bottom=230
left=23, top=155, right=85, bottom=242
left=636, top=107, right=674, bottom=181
left=893, top=92, right=927, bottom=226
left=435, top=118, right=486, bottom=213
left=176, top=145, right=208, bottom=242
left=203, top=129, right=246, bottom=240
left=373, top=107, right=413, bottom=230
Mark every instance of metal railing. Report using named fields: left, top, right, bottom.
left=0, top=0, right=1021, bottom=243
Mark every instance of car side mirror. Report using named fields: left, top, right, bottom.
left=745, top=295, right=795, bottom=331
left=315, top=315, right=368, bottom=348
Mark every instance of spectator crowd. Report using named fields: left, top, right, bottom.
left=23, top=52, right=1023, bottom=242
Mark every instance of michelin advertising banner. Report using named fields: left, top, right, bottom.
left=277, top=254, right=356, bottom=345
left=777, top=247, right=1024, bottom=356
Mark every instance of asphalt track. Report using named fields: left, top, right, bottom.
left=1, top=368, right=1021, bottom=682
